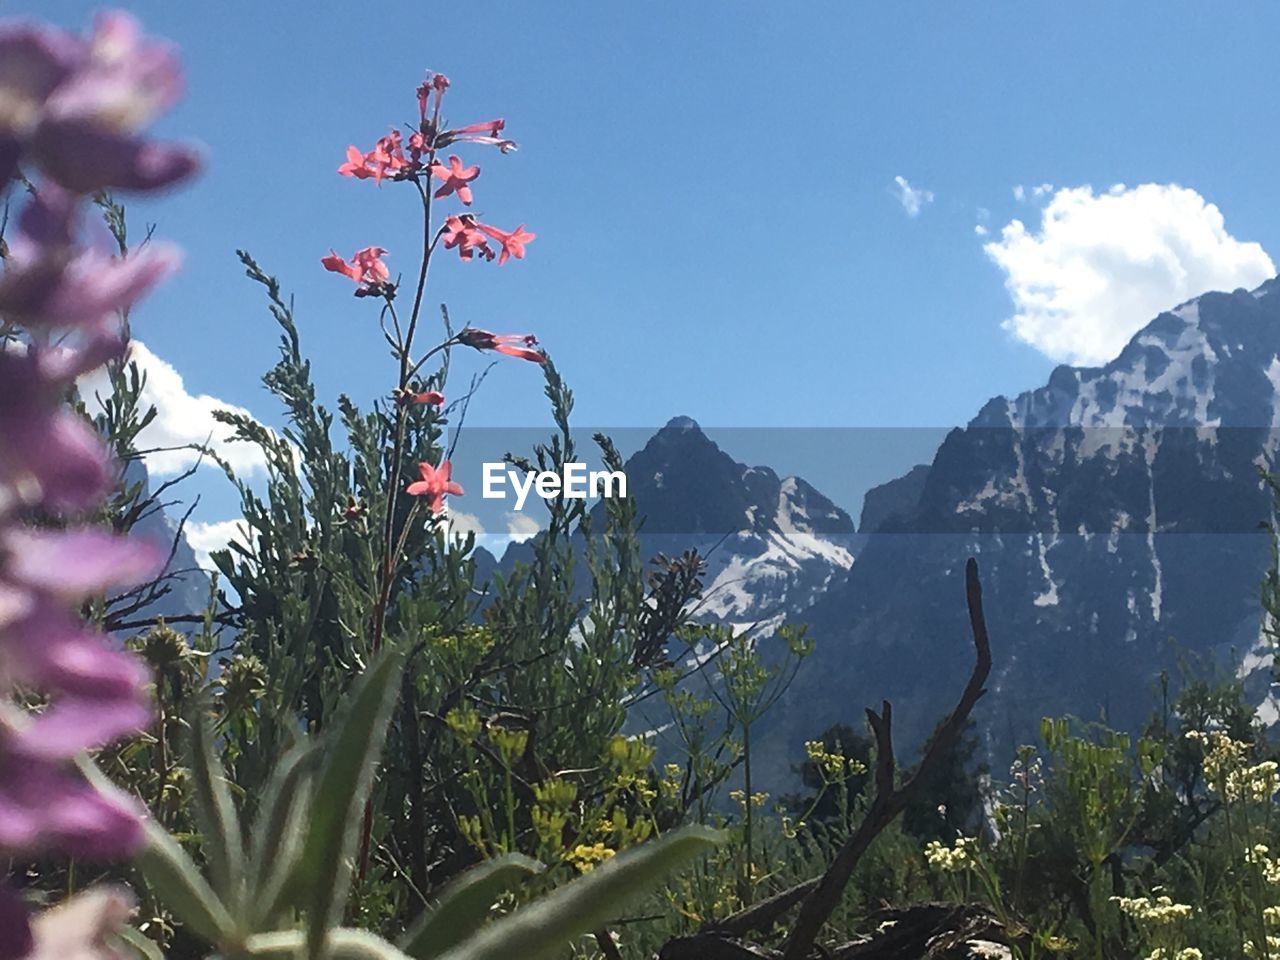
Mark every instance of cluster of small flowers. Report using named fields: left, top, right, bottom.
left=1186, top=730, right=1279, bottom=802
left=1244, top=937, right=1280, bottom=960
left=1111, top=895, right=1194, bottom=924
left=0, top=9, right=200, bottom=955
left=569, top=841, right=617, bottom=873
left=333, top=72, right=531, bottom=268
left=804, top=739, right=867, bottom=780
left=1145, top=949, right=1203, bottom=960
left=922, top=836, right=979, bottom=873
left=1245, top=844, right=1280, bottom=886
left=1009, top=746, right=1044, bottom=794
left=728, top=789, right=768, bottom=809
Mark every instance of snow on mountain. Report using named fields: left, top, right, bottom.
left=624, top=419, right=856, bottom=629
left=746, top=277, right=1280, bottom=788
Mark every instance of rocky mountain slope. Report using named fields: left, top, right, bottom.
left=623, top=417, right=857, bottom=631
left=753, top=278, right=1280, bottom=784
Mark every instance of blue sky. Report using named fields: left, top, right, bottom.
left=34, top=1, right=1280, bottom=545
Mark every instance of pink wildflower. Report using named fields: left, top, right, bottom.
left=437, top=118, right=517, bottom=153
left=430, top=154, right=479, bottom=204
left=477, top=223, right=535, bottom=265
left=322, top=246, right=390, bottom=290
left=337, top=145, right=374, bottom=180
left=405, top=459, right=463, bottom=515
left=460, top=328, right=546, bottom=364
left=441, top=215, right=493, bottom=261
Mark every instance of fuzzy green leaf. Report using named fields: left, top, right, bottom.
left=135, top=819, right=237, bottom=945
left=296, top=644, right=409, bottom=960
left=186, top=706, right=245, bottom=911
left=433, top=826, right=722, bottom=960
left=249, top=738, right=320, bottom=931
left=247, top=928, right=413, bottom=960
left=398, top=854, right=544, bottom=960
left=114, top=925, right=166, bottom=960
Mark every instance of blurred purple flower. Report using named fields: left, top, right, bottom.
left=0, top=883, right=34, bottom=960
left=0, top=743, right=145, bottom=859
left=25, top=886, right=135, bottom=960
left=0, top=9, right=198, bottom=950
left=0, top=183, right=181, bottom=333
left=0, top=11, right=199, bottom=193
left=0, top=349, right=117, bottom=513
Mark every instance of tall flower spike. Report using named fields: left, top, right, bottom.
left=0, top=6, right=189, bottom=896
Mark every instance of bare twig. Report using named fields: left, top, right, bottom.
left=779, top=557, right=992, bottom=960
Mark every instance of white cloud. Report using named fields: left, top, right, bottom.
left=974, top=224, right=989, bottom=237
left=505, top=512, right=540, bottom=542
left=1013, top=183, right=1054, bottom=203
left=446, top=509, right=486, bottom=539
left=80, top=340, right=267, bottom=476
left=984, top=183, right=1275, bottom=365
left=893, top=175, right=934, bottom=217
left=185, top=518, right=249, bottom=570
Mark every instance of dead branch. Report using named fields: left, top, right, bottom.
left=780, top=557, right=992, bottom=960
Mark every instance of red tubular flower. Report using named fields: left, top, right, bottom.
left=321, top=246, right=389, bottom=289
left=369, top=130, right=407, bottom=183
left=460, top=328, right=546, bottom=364
left=430, top=154, right=479, bottom=204
left=441, top=214, right=493, bottom=262
left=405, top=459, right=463, bottom=515
left=337, top=145, right=373, bottom=179
left=437, top=118, right=517, bottom=153
left=476, top=223, right=535, bottom=265
left=338, top=132, right=409, bottom=185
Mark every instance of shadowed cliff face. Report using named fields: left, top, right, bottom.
left=752, top=280, right=1280, bottom=786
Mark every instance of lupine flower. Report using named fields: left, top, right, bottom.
left=441, top=215, right=493, bottom=262
left=476, top=223, right=535, bottom=265
left=0, top=885, right=139, bottom=960
left=406, top=459, right=464, bottom=515
left=1, top=12, right=192, bottom=945
left=21, top=886, right=137, bottom=960
left=0, top=11, right=200, bottom=193
left=321, top=246, right=390, bottom=291
left=0, top=349, right=117, bottom=513
left=459, top=328, right=546, bottom=364
left=0, top=183, right=181, bottom=333
left=430, top=154, right=480, bottom=204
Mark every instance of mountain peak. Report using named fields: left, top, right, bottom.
left=661, top=415, right=702, bottom=433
